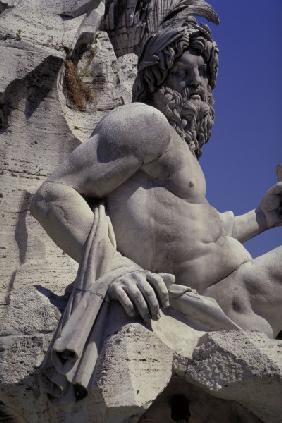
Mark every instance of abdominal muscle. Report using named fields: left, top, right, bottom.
left=175, top=236, right=251, bottom=293
left=107, top=178, right=251, bottom=294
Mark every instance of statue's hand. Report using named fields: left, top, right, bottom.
left=259, top=182, right=282, bottom=228
left=108, top=271, right=170, bottom=321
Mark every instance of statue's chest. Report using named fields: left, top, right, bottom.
left=142, top=137, right=206, bottom=202
left=106, top=180, right=186, bottom=270
left=106, top=139, right=207, bottom=268
left=107, top=139, right=206, bottom=227
left=107, top=172, right=214, bottom=272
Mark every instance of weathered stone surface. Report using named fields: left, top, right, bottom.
left=179, top=331, right=282, bottom=423
left=87, top=324, right=282, bottom=422
left=0, top=1, right=136, bottom=421
left=0, top=0, right=136, bottom=304
left=0, top=51, right=79, bottom=307
left=140, top=378, right=262, bottom=423
left=60, top=31, right=137, bottom=142
left=92, top=323, right=174, bottom=420
left=0, top=278, right=282, bottom=422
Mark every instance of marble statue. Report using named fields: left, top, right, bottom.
left=30, top=0, right=282, bottom=402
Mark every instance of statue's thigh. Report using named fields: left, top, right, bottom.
left=244, top=246, right=282, bottom=303
left=205, top=260, right=275, bottom=337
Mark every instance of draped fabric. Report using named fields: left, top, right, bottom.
left=39, top=204, right=239, bottom=403
left=39, top=205, right=139, bottom=402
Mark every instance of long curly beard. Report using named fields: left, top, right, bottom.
left=152, top=85, right=215, bottom=158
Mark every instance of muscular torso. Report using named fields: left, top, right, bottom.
left=106, top=126, right=250, bottom=294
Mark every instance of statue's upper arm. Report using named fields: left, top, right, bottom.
left=48, top=103, right=170, bottom=198
left=95, top=102, right=171, bottom=164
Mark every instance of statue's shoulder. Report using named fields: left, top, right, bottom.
left=95, top=102, right=171, bottom=163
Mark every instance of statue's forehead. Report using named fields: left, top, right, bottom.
left=174, top=49, right=206, bottom=68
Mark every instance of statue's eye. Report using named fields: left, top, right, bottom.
left=199, top=65, right=207, bottom=76
left=172, top=69, right=185, bottom=78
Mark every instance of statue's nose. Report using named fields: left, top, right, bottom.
left=187, top=67, right=202, bottom=88
left=189, top=81, right=201, bottom=90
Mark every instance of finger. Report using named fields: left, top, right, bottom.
left=159, top=273, right=175, bottom=288
left=124, top=285, right=150, bottom=322
left=112, top=286, right=135, bottom=317
left=146, top=272, right=170, bottom=308
left=136, top=278, right=160, bottom=320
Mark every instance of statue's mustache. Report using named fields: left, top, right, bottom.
left=181, top=86, right=207, bottom=102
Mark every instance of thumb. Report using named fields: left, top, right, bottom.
left=159, top=273, right=175, bottom=288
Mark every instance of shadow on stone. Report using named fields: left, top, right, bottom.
left=138, top=377, right=262, bottom=423
left=170, top=394, right=191, bottom=422
left=0, top=55, right=62, bottom=132
left=0, top=401, right=19, bottom=423
left=15, top=191, right=30, bottom=266
left=35, top=285, right=68, bottom=313
left=276, top=330, right=282, bottom=340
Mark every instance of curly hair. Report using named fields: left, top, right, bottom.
left=132, top=28, right=218, bottom=105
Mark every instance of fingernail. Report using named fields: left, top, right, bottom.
left=143, top=316, right=152, bottom=328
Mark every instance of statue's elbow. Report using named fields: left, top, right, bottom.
left=30, top=182, right=51, bottom=223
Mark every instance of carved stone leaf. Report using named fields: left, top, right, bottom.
left=103, top=0, right=219, bottom=57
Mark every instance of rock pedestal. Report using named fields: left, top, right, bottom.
left=1, top=298, right=282, bottom=422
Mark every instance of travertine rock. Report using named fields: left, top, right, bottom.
left=86, top=322, right=282, bottom=423
left=179, top=331, right=282, bottom=422
left=1, top=296, right=282, bottom=422
left=59, top=31, right=137, bottom=142
left=0, top=1, right=136, bottom=421
left=0, top=0, right=136, bottom=303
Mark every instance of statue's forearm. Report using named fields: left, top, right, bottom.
left=30, top=181, right=94, bottom=262
left=232, top=208, right=268, bottom=243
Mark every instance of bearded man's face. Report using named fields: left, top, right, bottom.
left=151, top=48, right=215, bottom=158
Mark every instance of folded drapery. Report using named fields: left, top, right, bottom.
left=39, top=205, right=140, bottom=402
left=39, top=204, right=239, bottom=403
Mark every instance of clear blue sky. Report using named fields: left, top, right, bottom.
left=200, top=0, right=282, bottom=257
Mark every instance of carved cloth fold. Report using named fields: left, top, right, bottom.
left=39, top=204, right=139, bottom=403
left=39, top=204, right=240, bottom=403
